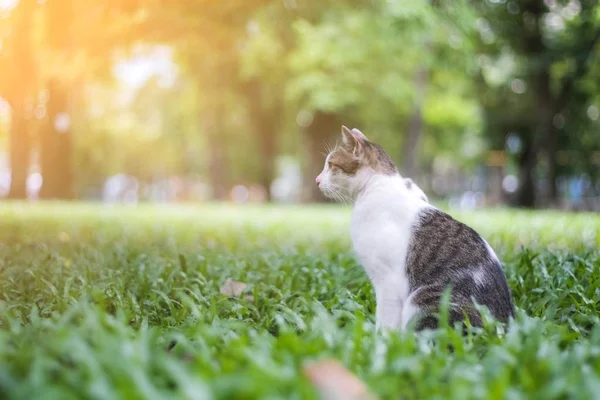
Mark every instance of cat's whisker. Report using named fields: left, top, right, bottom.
left=328, top=188, right=350, bottom=205
left=328, top=187, right=345, bottom=202
left=327, top=183, right=352, bottom=197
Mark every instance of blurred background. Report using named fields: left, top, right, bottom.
left=0, top=0, right=598, bottom=210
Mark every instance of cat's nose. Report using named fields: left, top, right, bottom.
left=315, top=175, right=322, bottom=185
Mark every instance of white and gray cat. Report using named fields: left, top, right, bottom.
left=316, top=126, right=514, bottom=331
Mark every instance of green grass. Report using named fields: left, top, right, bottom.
left=0, top=203, right=599, bottom=400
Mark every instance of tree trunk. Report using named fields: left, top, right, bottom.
left=534, top=67, right=559, bottom=207
left=515, top=132, right=536, bottom=208
left=302, top=111, right=341, bottom=203
left=7, top=99, right=30, bottom=199
left=5, top=0, right=35, bottom=199
left=530, top=66, right=558, bottom=208
left=205, top=106, right=229, bottom=200
left=39, top=0, right=75, bottom=200
left=245, top=80, right=278, bottom=202
left=40, top=79, right=74, bottom=200
left=546, top=124, right=559, bottom=206
left=258, top=114, right=277, bottom=202
left=403, top=66, right=428, bottom=179
left=488, top=165, right=504, bottom=206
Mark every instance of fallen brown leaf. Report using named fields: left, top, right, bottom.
left=219, top=278, right=248, bottom=298
left=303, top=359, right=378, bottom=400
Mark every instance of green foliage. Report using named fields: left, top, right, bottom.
left=1, top=0, right=598, bottom=201
left=474, top=0, right=600, bottom=197
left=285, top=0, right=484, bottom=167
left=0, top=204, right=599, bottom=399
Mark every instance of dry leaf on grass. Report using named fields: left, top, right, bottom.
left=303, top=359, right=378, bottom=400
left=220, top=278, right=249, bottom=299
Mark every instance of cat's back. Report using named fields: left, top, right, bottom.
left=406, top=207, right=515, bottom=321
left=408, top=208, right=491, bottom=263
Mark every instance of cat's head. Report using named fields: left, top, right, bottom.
left=315, top=126, right=398, bottom=201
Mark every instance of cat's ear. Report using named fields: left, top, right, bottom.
left=351, top=128, right=368, bottom=141
left=341, top=125, right=365, bottom=154
left=341, top=126, right=355, bottom=147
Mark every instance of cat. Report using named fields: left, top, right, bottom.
left=315, top=126, right=514, bottom=331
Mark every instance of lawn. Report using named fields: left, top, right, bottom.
left=0, top=203, right=599, bottom=400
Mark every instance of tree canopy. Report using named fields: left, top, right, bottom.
left=0, top=0, right=598, bottom=207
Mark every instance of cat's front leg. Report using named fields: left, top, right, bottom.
left=374, top=285, right=403, bottom=331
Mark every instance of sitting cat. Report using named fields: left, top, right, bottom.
left=315, top=126, right=514, bottom=331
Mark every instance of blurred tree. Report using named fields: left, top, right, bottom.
left=38, top=0, right=137, bottom=199
left=475, top=0, right=600, bottom=207
left=0, top=0, right=142, bottom=200
left=288, top=1, right=480, bottom=200
left=0, top=0, right=37, bottom=199
left=138, top=0, right=278, bottom=199
left=2, top=0, right=595, bottom=207
left=288, top=5, right=412, bottom=200
left=39, top=0, right=76, bottom=199
left=239, top=8, right=291, bottom=201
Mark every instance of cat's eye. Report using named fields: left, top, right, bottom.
left=328, top=161, right=338, bottom=169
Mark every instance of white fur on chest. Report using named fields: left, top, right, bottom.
left=350, top=175, right=428, bottom=330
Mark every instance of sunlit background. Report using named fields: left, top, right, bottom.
left=0, top=0, right=598, bottom=210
